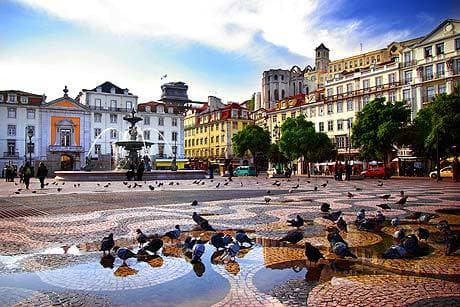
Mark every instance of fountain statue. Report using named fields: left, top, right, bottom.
left=115, top=109, right=154, bottom=169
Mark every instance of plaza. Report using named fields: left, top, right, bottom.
left=0, top=176, right=459, bottom=306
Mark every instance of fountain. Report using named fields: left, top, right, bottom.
left=115, top=109, right=154, bottom=169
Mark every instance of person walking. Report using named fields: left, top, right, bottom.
left=208, top=161, right=214, bottom=179
left=19, top=165, right=24, bottom=183
left=136, top=160, right=145, bottom=181
left=22, top=162, right=33, bottom=189
left=228, top=163, right=233, bottom=181
left=36, top=162, right=48, bottom=189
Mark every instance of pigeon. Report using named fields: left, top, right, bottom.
left=377, top=181, right=383, bottom=187
left=375, top=211, right=386, bottom=224
left=192, top=212, right=206, bottom=226
left=336, top=216, right=348, bottom=232
left=199, top=220, right=215, bottom=231
left=347, top=192, right=354, bottom=198
left=332, top=242, right=357, bottom=258
left=355, top=187, right=362, bottom=191
left=401, top=234, right=420, bottom=255
left=327, top=229, right=347, bottom=247
left=272, top=181, right=280, bottom=186
left=406, top=211, right=422, bottom=220
left=437, top=220, right=451, bottom=233
left=148, top=185, right=155, bottom=191
left=169, top=181, right=174, bottom=186
left=139, top=237, right=163, bottom=255
left=418, top=213, right=433, bottom=224
left=57, top=187, right=62, bottom=192
left=264, top=196, right=271, bottom=204
left=14, top=191, right=20, bottom=195
left=114, top=247, right=137, bottom=263
left=417, top=227, right=430, bottom=241
left=379, top=194, right=391, bottom=200
left=314, top=186, right=318, bottom=191
left=31, top=190, right=36, bottom=194
left=191, top=240, right=205, bottom=263
left=184, top=236, right=198, bottom=251
left=123, top=181, right=128, bottom=185
left=446, top=234, right=460, bottom=256
left=390, top=217, right=400, bottom=227
left=45, top=182, right=49, bottom=186
left=221, top=241, right=240, bottom=262
left=163, top=225, right=181, bottom=241
left=266, top=190, right=271, bottom=195
left=127, top=184, right=132, bottom=189
left=201, top=182, right=205, bottom=185
left=292, top=184, right=300, bottom=189
left=400, top=191, right=405, bottom=196
left=235, top=230, right=254, bottom=247
left=73, top=184, right=77, bottom=188
left=382, top=244, right=407, bottom=259
left=97, top=183, right=100, bottom=186
left=280, top=230, right=303, bottom=244
left=358, top=218, right=379, bottom=232
left=216, top=182, right=220, bottom=188
left=223, top=181, right=229, bottom=186
left=191, top=200, right=198, bottom=206
left=320, top=203, right=331, bottom=213
left=136, top=229, right=148, bottom=247
left=395, top=196, right=408, bottom=205
left=100, top=233, right=115, bottom=255
left=210, top=233, right=226, bottom=250
left=275, top=182, right=281, bottom=187
left=377, top=203, right=391, bottom=210
left=304, top=242, right=324, bottom=264
left=393, top=229, right=406, bottom=242
left=287, top=215, right=304, bottom=228
left=355, top=209, right=365, bottom=224
left=324, top=211, right=342, bottom=222
left=104, top=184, right=109, bottom=188
left=321, top=183, right=328, bottom=188
left=240, top=182, right=243, bottom=187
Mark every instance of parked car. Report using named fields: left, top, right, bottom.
left=429, top=166, right=453, bottom=179
left=233, top=165, right=257, bottom=177
left=361, top=165, right=386, bottom=178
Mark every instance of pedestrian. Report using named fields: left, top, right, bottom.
left=292, top=164, right=297, bottom=176
left=19, top=165, right=24, bottom=183
left=228, top=163, right=233, bottom=181
left=334, top=161, right=339, bottom=181
left=23, top=162, right=33, bottom=189
left=136, top=160, right=145, bottom=181
left=208, top=162, right=214, bottom=179
left=453, top=157, right=459, bottom=182
left=36, top=162, right=48, bottom=189
left=337, top=161, right=343, bottom=181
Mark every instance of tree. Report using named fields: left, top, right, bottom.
left=232, top=124, right=271, bottom=169
left=267, top=143, right=288, bottom=171
left=279, top=115, right=334, bottom=177
left=352, top=98, right=410, bottom=167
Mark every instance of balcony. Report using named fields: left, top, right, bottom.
left=402, top=60, right=417, bottom=68
left=435, top=72, right=445, bottom=79
left=422, top=74, right=434, bottom=81
left=403, top=79, right=412, bottom=85
left=3, top=152, right=19, bottom=158
left=49, top=145, right=84, bottom=152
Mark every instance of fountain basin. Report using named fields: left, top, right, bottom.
left=54, top=170, right=206, bottom=181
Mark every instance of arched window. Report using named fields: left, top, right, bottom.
left=305, top=87, right=309, bottom=95
left=293, top=83, right=296, bottom=94
left=299, top=82, right=302, bottom=94
left=274, top=89, right=279, bottom=101
left=281, top=89, right=285, bottom=99
left=274, top=75, right=278, bottom=81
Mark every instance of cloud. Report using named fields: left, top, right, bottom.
left=14, top=0, right=412, bottom=61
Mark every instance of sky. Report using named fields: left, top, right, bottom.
left=0, top=0, right=459, bottom=103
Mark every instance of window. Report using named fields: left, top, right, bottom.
left=436, top=63, right=445, bottom=77
left=281, top=113, right=286, bottom=121
left=281, top=89, right=285, bottom=99
left=424, top=65, right=433, bottom=81
left=172, top=117, right=178, bottom=126
left=424, top=46, right=432, bottom=58
left=327, top=120, right=333, bottom=131
left=456, top=38, right=460, bottom=50
left=347, top=99, right=353, bottom=111
left=435, top=42, right=444, bottom=55
left=158, top=117, right=164, bottom=126
left=158, top=131, right=164, bottom=141
left=404, top=51, right=412, bottom=64
left=231, top=109, right=239, bottom=118
left=363, top=79, right=370, bottom=90
left=327, top=88, right=333, bottom=97
left=8, top=94, right=16, bottom=103
left=144, top=130, right=150, bottom=140
left=126, top=101, right=133, bottom=110
left=107, top=129, right=116, bottom=139
left=404, top=70, right=412, bottom=84
left=27, top=109, right=35, bottom=119
left=274, top=75, right=278, bottom=81
left=20, top=96, right=28, bottom=104
left=110, top=114, right=117, bottom=123
left=327, top=103, right=333, bottom=114
left=172, top=131, right=178, bottom=142
left=337, top=86, right=343, bottom=95
left=94, top=128, right=101, bottom=137
left=94, top=113, right=102, bottom=122
left=110, top=100, right=117, bottom=110
left=319, top=106, right=324, bottom=116
left=389, top=91, right=396, bottom=102
left=375, top=76, right=383, bottom=87
left=158, top=143, right=165, bottom=158
left=7, top=107, right=16, bottom=118
left=61, top=129, right=71, bottom=146
left=144, top=116, right=150, bottom=125
left=7, top=124, right=16, bottom=136
left=94, top=144, right=101, bottom=155
left=403, top=89, right=411, bottom=102
left=95, top=98, right=102, bottom=108
left=388, top=73, right=396, bottom=85
left=377, top=55, right=380, bottom=62
left=7, top=141, right=16, bottom=156
left=281, top=75, right=284, bottom=81
left=438, top=83, right=446, bottom=94
left=232, top=121, right=238, bottom=129
left=337, top=120, right=343, bottom=131
left=427, top=86, right=435, bottom=101
left=363, top=96, right=369, bottom=106
left=168, top=107, right=174, bottom=114
left=319, top=122, right=324, bottom=132
left=346, top=83, right=353, bottom=93
left=0, top=95, right=3, bottom=102
left=337, top=101, right=343, bottom=113
left=145, top=106, right=151, bottom=112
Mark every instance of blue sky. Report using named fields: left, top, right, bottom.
left=1, top=0, right=459, bottom=102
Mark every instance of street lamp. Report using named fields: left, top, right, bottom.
left=27, top=128, right=34, bottom=166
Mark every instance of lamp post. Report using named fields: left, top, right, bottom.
left=27, top=128, right=33, bottom=166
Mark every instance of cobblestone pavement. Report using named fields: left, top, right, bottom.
left=0, top=177, right=459, bottom=306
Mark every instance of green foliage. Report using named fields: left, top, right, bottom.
left=352, top=98, right=410, bottom=161
left=232, top=124, right=271, bottom=158
left=267, top=143, right=288, bottom=164
left=279, top=115, right=334, bottom=162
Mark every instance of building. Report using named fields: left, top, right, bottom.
left=0, top=90, right=46, bottom=172
left=184, top=96, right=252, bottom=161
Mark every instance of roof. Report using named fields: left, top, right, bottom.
left=316, top=43, right=329, bottom=51
left=82, top=81, right=133, bottom=95
left=415, top=19, right=460, bottom=46
left=0, top=90, right=43, bottom=97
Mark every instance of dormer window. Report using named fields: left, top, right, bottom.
left=124, top=88, right=129, bottom=95
left=168, top=107, right=174, bottom=114
left=126, top=101, right=133, bottom=111
left=20, top=96, right=28, bottom=104
left=8, top=94, right=17, bottom=103
left=145, top=106, right=151, bottom=112
left=157, top=105, right=164, bottom=113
